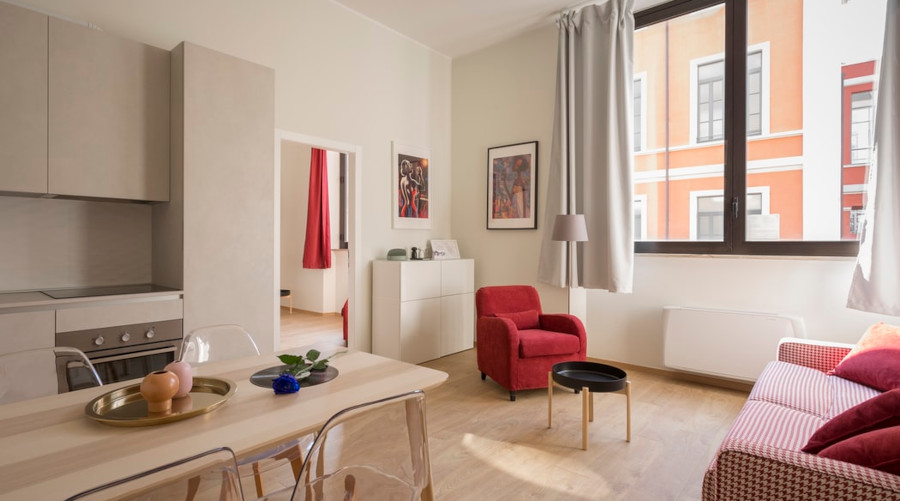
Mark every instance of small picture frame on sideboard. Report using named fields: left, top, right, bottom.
left=429, top=240, right=459, bottom=260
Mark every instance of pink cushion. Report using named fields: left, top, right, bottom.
left=802, top=389, right=900, bottom=454
left=496, top=310, right=540, bottom=330
left=832, top=322, right=900, bottom=391
left=818, top=426, right=900, bottom=475
left=518, top=329, right=580, bottom=358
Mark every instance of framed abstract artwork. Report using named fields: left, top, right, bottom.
left=487, top=141, right=538, bottom=229
left=392, top=142, right=431, bottom=230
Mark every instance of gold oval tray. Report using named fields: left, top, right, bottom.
left=85, top=377, right=236, bottom=427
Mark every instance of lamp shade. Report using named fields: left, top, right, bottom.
left=551, top=214, right=588, bottom=242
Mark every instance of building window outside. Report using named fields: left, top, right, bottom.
left=747, top=51, right=762, bottom=136
left=697, top=60, right=725, bottom=143
left=634, top=196, right=647, bottom=240
left=694, top=192, right=763, bottom=241
left=850, top=91, right=874, bottom=165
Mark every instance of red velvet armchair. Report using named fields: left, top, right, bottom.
left=476, top=285, right=587, bottom=401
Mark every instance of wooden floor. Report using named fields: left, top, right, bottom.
left=278, top=307, right=344, bottom=351
left=263, top=321, right=748, bottom=500
left=420, top=350, right=748, bottom=501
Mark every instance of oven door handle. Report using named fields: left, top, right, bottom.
left=89, top=346, right=179, bottom=365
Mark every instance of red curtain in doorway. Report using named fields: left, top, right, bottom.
left=302, top=148, right=331, bottom=269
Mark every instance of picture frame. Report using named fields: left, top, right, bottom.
left=487, top=141, right=538, bottom=230
left=429, top=239, right=460, bottom=260
left=392, top=142, right=431, bottom=230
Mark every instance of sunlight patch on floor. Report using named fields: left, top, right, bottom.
left=460, top=432, right=612, bottom=497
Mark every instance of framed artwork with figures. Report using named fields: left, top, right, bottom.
left=392, top=142, right=431, bottom=230
left=487, top=141, right=538, bottom=229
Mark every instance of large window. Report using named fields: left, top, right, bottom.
left=633, top=0, right=886, bottom=256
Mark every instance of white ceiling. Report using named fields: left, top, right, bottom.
left=332, top=0, right=667, bottom=58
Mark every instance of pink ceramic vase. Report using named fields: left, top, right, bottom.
left=140, top=370, right=179, bottom=413
left=164, top=360, right=194, bottom=398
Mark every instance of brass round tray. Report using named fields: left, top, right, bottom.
left=85, top=377, right=236, bottom=427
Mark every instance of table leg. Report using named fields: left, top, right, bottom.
left=582, top=386, right=589, bottom=450
left=547, top=371, right=553, bottom=428
left=589, top=390, right=594, bottom=422
left=626, top=380, right=632, bottom=443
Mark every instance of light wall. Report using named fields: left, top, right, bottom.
left=452, top=24, right=896, bottom=371
left=13, top=0, right=452, bottom=350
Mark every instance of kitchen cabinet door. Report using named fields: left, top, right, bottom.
left=0, top=3, right=47, bottom=194
left=49, top=18, right=170, bottom=201
left=0, top=311, right=54, bottom=355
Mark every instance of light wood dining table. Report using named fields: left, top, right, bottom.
left=0, top=348, right=448, bottom=500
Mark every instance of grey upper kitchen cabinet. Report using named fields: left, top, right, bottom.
left=0, top=2, right=47, bottom=194
left=48, top=17, right=170, bottom=202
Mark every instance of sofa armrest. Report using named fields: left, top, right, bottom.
left=539, top=314, right=587, bottom=355
left=776, top=337, right=854, bottom=373
left=705, top=439, right=900, bottom=501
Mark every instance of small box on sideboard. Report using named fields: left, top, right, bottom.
left=372, top=259, right=474, bottom=364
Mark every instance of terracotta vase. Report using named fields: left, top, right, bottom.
left=164, top=360, right=194, bottom=398
left=140, top=370, right=179, bottom=414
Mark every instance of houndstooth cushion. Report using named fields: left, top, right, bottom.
left=777, top=338, right=854, bottom=373
left=707, top=440, right=900, bottom=500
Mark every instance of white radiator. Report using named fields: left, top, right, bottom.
left=662, top=306, right=806, bottom=382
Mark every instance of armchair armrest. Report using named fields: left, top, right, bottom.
left=777, top=337, right=854, bottom=373
left=706, top=439, right=900, bottom=500
left=539, top=314, right=587, bottom=353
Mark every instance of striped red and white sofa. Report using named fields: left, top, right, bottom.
left=702, top=337, right=900, bottom=500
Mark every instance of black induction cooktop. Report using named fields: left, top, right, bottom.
left=41, top=284, right=179, bottom=299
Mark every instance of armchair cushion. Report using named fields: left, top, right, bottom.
left=495, top=310, right=540, bottom=330
left=818, top=426, right=900, bottom=475
left=518, top=329, right=581, bottom=358
left=802, top=389, right=900, bottom=454
left=832, top=322, right=900, bottom=392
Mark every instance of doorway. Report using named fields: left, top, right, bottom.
left=274, top=130, right=361, bottom=353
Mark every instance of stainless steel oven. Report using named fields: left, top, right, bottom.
left=56, top=319, right=183, bottom=385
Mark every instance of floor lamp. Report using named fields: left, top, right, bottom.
left=551, top=214, right=589, bottom=314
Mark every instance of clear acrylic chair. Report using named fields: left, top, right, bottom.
left=0, top=346, right=102, bottom=405
left=180, top=324, right=308, bottom=497
left=64, top=446, right=243, bottom=501
left=180, top=324, right=261, bottom=364
left=283, top=390, right=434, bottom=501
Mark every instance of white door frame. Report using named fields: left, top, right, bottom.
left=274, top=129, right=363, bottom=352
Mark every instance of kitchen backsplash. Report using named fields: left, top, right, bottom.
left=0, top=196, right=151, bottom=291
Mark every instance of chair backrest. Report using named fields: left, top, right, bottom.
left=292, top=390, right=433, bottom=501
left=180, top=324, right=260, bottom=365
left=475, top=285, right=543, bottom=318
left=64, top=447, right=243, bottom=501
left=0, top=347, right=102, bottom=405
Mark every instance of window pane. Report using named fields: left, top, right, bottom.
left=745, top=0, right=885, bottom=242
left=633, top=3, right=725, bottom=242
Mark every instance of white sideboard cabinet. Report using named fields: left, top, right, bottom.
left=372, top=259, right=474, bottom=364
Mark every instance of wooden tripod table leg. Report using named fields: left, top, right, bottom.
left=582, top=386, right=589, bottom=450
left=547, top=371, right=553, bottom=428
left=626, top=380, right=632, bottom=442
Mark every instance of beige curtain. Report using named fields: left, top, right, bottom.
left=538, top=0, right=635, bottom=293
left=848, top=0, right=900, bottom=315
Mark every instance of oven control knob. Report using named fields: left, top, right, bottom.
left=93, top=335, right=105, bottom=346
left=145, top=328, right=155, bottom=339
left=120, top=332, right=131, bottom=343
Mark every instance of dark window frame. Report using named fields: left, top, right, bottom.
left=634, top=0, right=859, bottom=257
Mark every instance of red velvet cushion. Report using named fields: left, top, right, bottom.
left=518, top=329, right=580, bottom=358
left=832, top=322, right=900, bottom=391
left=496, top=310, right=540, bottom=330
left=802, top=389, right=900, bottom=454
left=818, top=426, right=900, bottom=475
